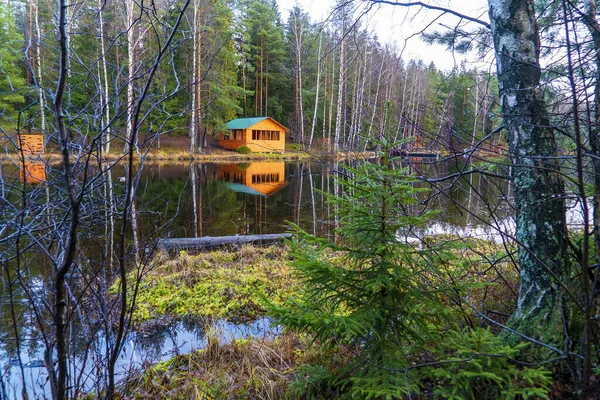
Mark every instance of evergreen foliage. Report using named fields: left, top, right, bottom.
left=0, top=2, right=25, bottom=124
left=201, top=0, right=243, bottom=135
left=237, top=0, right=288, bottom=121
left=423, top=328, right=552, bottom=399
left=270, top=107, right=456, bottom=397
left=0, top=0, right=502, bottom=151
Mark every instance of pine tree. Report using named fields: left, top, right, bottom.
left=237, top=0, right=288, bottom=120
left=203, top=0, right=243, bottom=137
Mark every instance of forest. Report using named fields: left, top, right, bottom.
left=0, top=0, right=500, bottom=154
left=1, top=0, right=600, bottom=398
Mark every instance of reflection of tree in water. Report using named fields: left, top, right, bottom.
left=204, top=181, right=245, bottom=235
left=133, top=317, right=210, bottom=362
left=410, top=159, right=510, bottom=228
left=135, top=176, right=192, bottom=238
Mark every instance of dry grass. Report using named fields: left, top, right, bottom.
left=120, top=331, right=317, bottom=399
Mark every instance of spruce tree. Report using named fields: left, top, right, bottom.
left=271, top=105, right=453, bottom=397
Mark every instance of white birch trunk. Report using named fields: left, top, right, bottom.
left=470, top=72, right=480, bottom=148
left=367, top=54, right=385, bottom=144
left=327, top=48, right=335, bottom=152
left=309, top=30, right=322, bottom=151
left=98, top=0, right=111, bottom=153
left=125, top=0, right=135, bottom=153
left=292, top=15, right=305, bottom=146
left=33, top=0, right=46, bottom=135
left=334, top=19, right=345, bottom=153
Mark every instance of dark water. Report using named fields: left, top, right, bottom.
left=1, top=157, right=515, bottom=397
left=118, top=159, right=513, bottom=241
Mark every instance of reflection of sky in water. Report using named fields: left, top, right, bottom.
left=1, top=318, right=276, bottom=398
left=399, top=199, right=591, bottom=244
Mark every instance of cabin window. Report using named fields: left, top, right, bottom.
left=250, top=130, right=281, bottom=141
left=225, top=130, right=242, bottom=140
left=252, top=173, right=280, bottom=184
left=221, top=172, right=243, bottom=183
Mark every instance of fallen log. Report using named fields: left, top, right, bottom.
left=156, top=233, right=293, bottom=251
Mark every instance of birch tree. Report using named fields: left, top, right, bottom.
left=333, top=4, right=347, bottom=152
left=368, top=0, right=571, bottom=356
left=97, top=0, right=112, bottom=153
left=287, top=7, right=309, bottom=145
left=309, top=28, right=323, bottom=151
left=124, top=0, right=137, bottom=153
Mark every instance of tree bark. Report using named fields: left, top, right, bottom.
left=97, top=0, right=111, bottom=153
left=488, top=0, right=568, bottom=347
left=581, top=0, right=600, bottom=302
left=190, top=0, right=202, bottom=154
left=309, top=30, right=322, bottom=151
left=125, top=0, right=135, bottom=153
left=334, top=12, right=345, bottom=153
left=33, top=0, right=46, bottom=136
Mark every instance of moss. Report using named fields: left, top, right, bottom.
left=132, top=246, right=298, bottom=324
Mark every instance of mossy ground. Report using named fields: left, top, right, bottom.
left=132, top=246, right=298, bottom=324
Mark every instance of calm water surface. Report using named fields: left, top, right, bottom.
left=125, top=158, right=513, bottom=241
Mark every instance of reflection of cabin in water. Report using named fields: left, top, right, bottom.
left=218, top=162, right=286, bottom=196
left=219, top=117, right=287, bottom=152
left=20, top=163, right=46, bottom=184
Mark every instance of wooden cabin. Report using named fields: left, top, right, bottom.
left=18, top=134, right=44, bottom=155
left=219, top=117, right=287, bottom=153
left=218, top=162, right=286, bottom=196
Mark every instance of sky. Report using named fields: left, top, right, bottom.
left=275, top=0, right=491, bottom=72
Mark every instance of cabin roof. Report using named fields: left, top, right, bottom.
left=225, top=117, right=288, bottom=131
left=224, top=182, right=267, bottom=197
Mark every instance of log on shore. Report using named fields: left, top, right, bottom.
left=156, top=233, right=293, bottom=251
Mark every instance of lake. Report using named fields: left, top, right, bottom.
left=116, top=158, right=513, bottom=241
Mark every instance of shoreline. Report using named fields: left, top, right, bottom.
left=0, top=149, right=380, bottom=164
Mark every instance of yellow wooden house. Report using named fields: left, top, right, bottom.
left=219, top=117, right=287, bottom=152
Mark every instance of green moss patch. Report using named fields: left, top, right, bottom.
left=133, top=246, right=297, bottom=323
